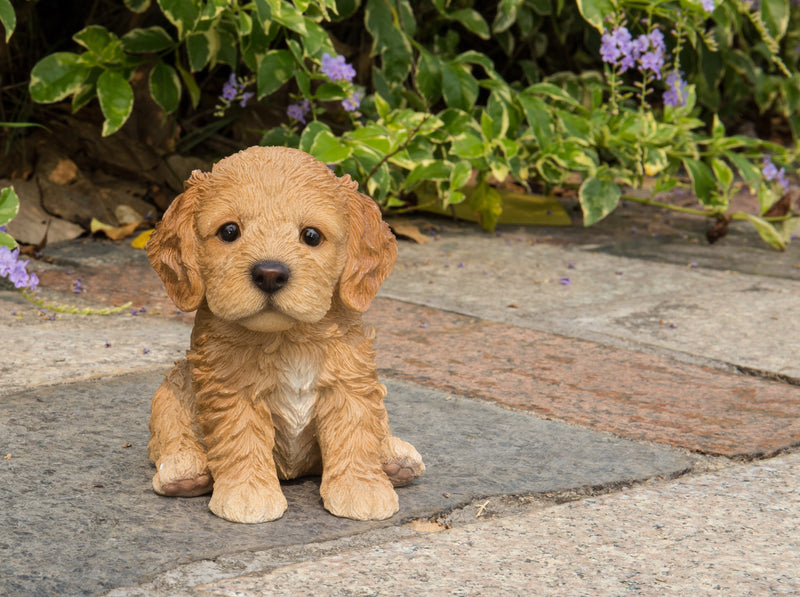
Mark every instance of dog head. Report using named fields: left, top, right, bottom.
left=147, top=146, right=397, bottom=332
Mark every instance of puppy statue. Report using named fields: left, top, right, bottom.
left=146, top=146, right=424, bottom=523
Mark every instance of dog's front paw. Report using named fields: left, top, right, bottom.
left=153, top=451, right=212, bottom=497
left=209, top=481, right=287, bottom=524
left=321, top=474, right=399, bottom=521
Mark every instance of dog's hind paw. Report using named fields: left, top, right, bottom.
left=153, top=452, right=213, bottom=497
left=380, top=436, right=425, bottom=487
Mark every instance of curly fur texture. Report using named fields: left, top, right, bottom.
left=146, top=146, right=424, bottom=523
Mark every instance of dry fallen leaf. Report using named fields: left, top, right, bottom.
left=408, top=519, right=447, bottom=533
left=47, top=158, right=78, bottom=184
left=387, top=219, right=430, bottom=244
left=91, top=219, right=139, bottom=241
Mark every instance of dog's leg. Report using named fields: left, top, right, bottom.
left=149, top=359, right=212, bottom=497
left=316, top=379, right=399, bottom=521
left=198, top=389, right=287, bottom=524
left=380, top=435, right=425, bottom=488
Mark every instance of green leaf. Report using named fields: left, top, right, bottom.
left=185, top=31, right=213, bottom=71
left=216, top=27, right=238, bottom=68
left=303, top=18, right=335, bottom=57
left=270, top=0, right=307, bottom=34
left=257, top=50, right=295, bottom=98
left=365, top=0, right=414, bottom=83
left=575, top=0, right=614, bottom=32
left=738, top=213, right=786, bottom=250
left=493, top=0, right=522, bottom=34
left=579, top=176, right=620, bottom=226
left=405, top=161, right=452, bottom=187
left=448, top=9, right=490, bottom=39
left=681, top=158, right=716, bottom=205
left=416, top=48, right=443, bottom=104
left=724, top=151, right=762, bottom=194
left=0, top=0, right=15, bottom=42
left=761, top=0, right=789, bottom=41
left=517, top=94, right=554, bottom=148
left=149, top=62, right=181, bottom=113
left=121, top=26, right=175, bottom=53
left=0, top=186, right=20, bottom=226
left=125, top=0, right=152, bottom=12
left=711, top=158, right=734, bottom=196
left=468, top=179, right=503, bottom=232
left=0, top=230, right=16, bottom=249
left=525, top=82, right=585, bottom=113
left=29, top=53, right=90, bottom=104
left=157, top=0, right=201, bottom=39
left=450, top=160, right=472, bottom=190
left=451, top=130, right=487, bottom=160
left=442, top=62, right=478, bottom=111
left=310, top=130, right=352, bottom=164
left=176, top=62, right=200, bottom=108
left=374, top=93, right=390, bottom=119
left=315, top=82, right=347, bottom=101
left=299, top=120, right=333, bottom=153
left=73, top=25, right=117, bottom=55
left=71, top=68, right=101, bottom=112
left=96, top=70, right=134, bottom=136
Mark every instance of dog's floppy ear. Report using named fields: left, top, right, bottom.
left=338, top=180, right=398, bottom=313
left=146, top=170, right=207, bottom=312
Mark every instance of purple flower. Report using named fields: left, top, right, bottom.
left=239, top=91, right=254, bottom=108
left=342, top=89, right=364, bottom=112
left=287, top=98, right=311, bottom=123
left=664, top=71, right=689, bottom=107
left=648, top=29, right=666, bottom=54
left=600, top=26, right=633, bottom=70
left=72, top=277, right=84, bottom=294
left=560, top=277, right=571, bottom=285
left=321, top=53, right=356, bottom=82
left=701, top=0, right=715, bottom=12
left=639, top=51, right=664, bottom=78
left=221, top=74, right=239, bottom=101
left=0, top=246, right=39, bottom=290
left=762, top=156, right=789, bottom=192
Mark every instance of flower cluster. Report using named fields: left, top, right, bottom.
left=287, top=98, right=311, bottom=124
left=762, top=155, right=790, bottom=192
left=700, top=0, right=716, bottom=12
left=286, top=53, right=363, bottom=124
left=0, top=246, right=39, bottom=291
left=320, top=53, right=356, bottom=82
left=215, top=74, right=255, bottom=116
left=663, top=71, right=689, bottom=107
left=601, top=26, right=666, bottom=79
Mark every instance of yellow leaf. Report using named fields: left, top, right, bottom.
left=131, top=228, right=154, bottom=249
left=90, top=218, right=139, bottom=241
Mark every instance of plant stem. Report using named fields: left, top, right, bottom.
left=363, top=115, right=432, bottom=191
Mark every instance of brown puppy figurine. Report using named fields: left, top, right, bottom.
left=146, top=146, right=424, bottom=523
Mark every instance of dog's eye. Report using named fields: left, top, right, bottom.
left=301, top=227, right=323, bottom=247
left=217, top=223, right=240, bottom=243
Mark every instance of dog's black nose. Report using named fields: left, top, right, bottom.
left=251, top=261, right=290, bottom=294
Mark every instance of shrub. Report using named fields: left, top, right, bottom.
left=2, top=0, right=798, bottom=247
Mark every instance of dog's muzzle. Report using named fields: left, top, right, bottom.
left=251, top=261, right=290, bottom=294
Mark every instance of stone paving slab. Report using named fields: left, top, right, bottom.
left=596, top=234, right=800, bottom=281
left=368, top=298, right=800, bottom=458
left=380, top=228, right=800, bottom=380
left=0, top=371, right=691, bottom=597
left=0, top=293, right=189, bottom=397
left=197, top=452, right=800, bottom=596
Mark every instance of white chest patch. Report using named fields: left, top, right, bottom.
left=269, top=356, right=320, bottom=478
